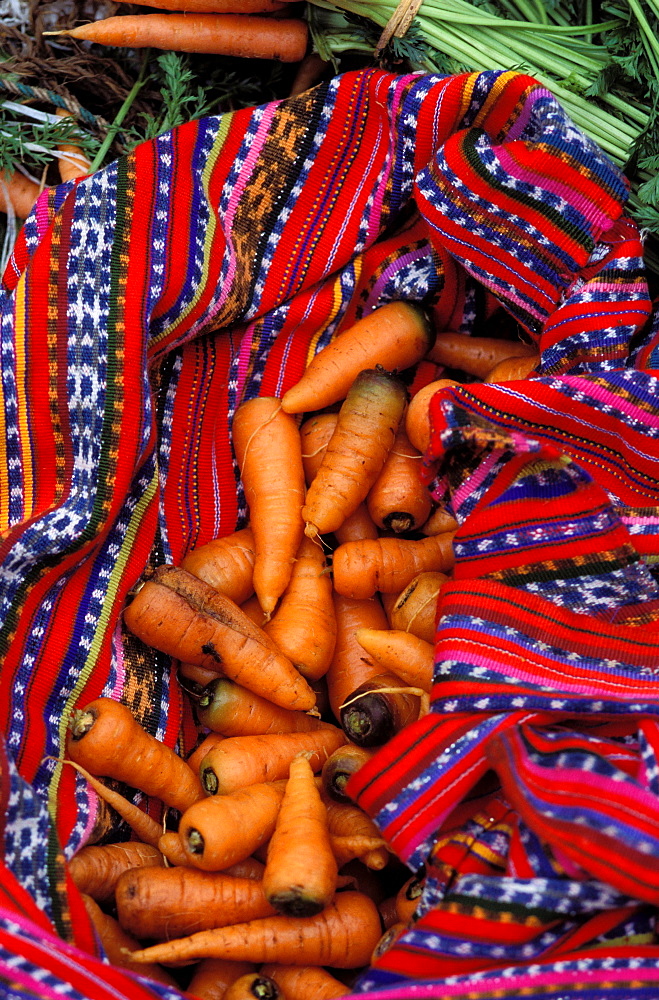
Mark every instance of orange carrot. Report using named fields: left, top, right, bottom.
left=263, top=536, right=336, bottom=681
left=325, top=593, right=389, bottom=720
left=388, top=571, right=446, bottom=644
left=332, top=532, right=455, bottom=599
left=232, top=398, right=306, bottom=616
left=300, top=413, right=338, bottom=486
left=240, top=593, right=269, bottom=627
left=187, top=959, right=256, bottom=1000
left=55, top=108, right=90, bottom=183
left=66, top=698, right=205, bottom=814
left=372, top=922, right=405, bottom=962
left=115, top=866, right=277, bottom=939
left=426, top=331, right=536, bottom=379
left=366, top=424, right=432, bottom=533
left=261, top=964, right=349, bottom=998
left=262, top=755, right=337, bottom=917
left=379, top=896, right=400, bottom=930
left=302, top=369, right=407, bottom=538
left=330, top=835, right=388, bottom=869
left=0, top=169, right=40, bottom=218
left=187, top=732, right=227, bottom=775
left=321, top=744, right=376, bottom=802
left=116, top=0, right=286, bottom=10
left=197, top=677, right=328, bottom=737
left=126, top=890, right=382, bottom=967
left=421, top=505, right=458, bottom=536
left=46, top=14, right=309, bottom=60
left=81, top=895, right=177, bottom=985
left=289, top=51, right=330, bottom=96
left=405, top=378, right=458, bottom=454
left=355, top=628, right=434, bottom=693
left=198, top=728, right=346, bottom=795
left=179, top=782, right=287, bottom=871
left=68, top=841, right=163, bottom=902
left=339, top=671, right=422, bottom=747
left=485, top=354, right=540, bottom=382
left=333, top=502, right=379, bottom=544
left=182, top=527, right=256, bottom=605
left=179, top=662, right=223, bottom=692
left=281, top=302, right=433, bottom=414
left=55, top=758, right=164, bottom=847
left=158, top=830, right=190, bottom=867
left=395, top=875, right=424, bottom=924
left=123, top=566, right=315, bottom=711
left=322, top=795, right=389, bottom=870
left=223, top=973, right=281, bottom=1000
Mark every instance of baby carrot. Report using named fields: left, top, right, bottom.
left=68, top=841, right=163, bottom=902
left=388, top=571, right=446, bottom=645
left=115, top=866, right=277, bottom=939
left=262, top=755, right=337, bottom=917
left=224, top=973, right=280, bottom=1000
left=47, top=14, right=309, bottom=61
left=82, top=895, right=177, bottom=986
left=233, top=398, right=306, bottom=616
left=281, top=302, right=433, bottom=414
left=124, top=566, right=315, bottom=711
left=485, top=354, right=540, bottom=382
left=321, top=744, right=376, bottom=802
left=182, top=527, right=256, bottom=605
left=261, top=964, right=349, bottom=998
left=0, top=168, right=40, bottom=218
left=426, top=331, right=537, bottom=379
left=197, top=678, right=328, bottom=737
left=179, top=781, right=287, bottom=871
left=263, top=536, right=337, bottom=681
left=198, top=728, right=346, bottom=795
left=302, top=368, right=407, bottom=538
left=187, top=959, right=256, bottom=1000
left=405, top=378, right=458, bottom=454
left=65, top=699, right=205, bottom=814
left=325, top=593, right=389, bottom=721
left=355, top=628, right=434, bottom=693
left=366, top=424, right=432, bottom=534
left=332, top=532, right=455, bottom=599
left=300, top=413, right=338, bottom=486
left=126, top=890, right=382, bottom=967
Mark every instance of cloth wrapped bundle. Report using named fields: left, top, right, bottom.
left=1, top=66, right=659, bottom=998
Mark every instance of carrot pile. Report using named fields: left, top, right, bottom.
left=63, top=302, right=539, bottom=993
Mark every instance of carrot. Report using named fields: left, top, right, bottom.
left=405, top=378, right=458, bottom=454
left=302, top=368, right=408, bottom=538
left=0, top=169, right=40, bottom=218
left=81, top=895, right=177, bottom=986
left=123, top=566, right=315, bottom=711
left=223, top=973, right=281, bottom=1000
left=421, top=504, right=458, bottom=536
left=198, top=728, right=346, bottom=795
left=262, top=755, right=337, bottom=917
left=485, top=354, right=540, bottom=382
left=241, top=593, right=268, bottom=627
left=187, top=959, right=257, bottom=1000
left=224, top=857, right=267, bottom=880
left=300, top=413, right=338, bottom=486
left=395, top=875, right=424, bottom=924
left=232, top=398, right=306, bottom=616
left=339, top=671, right=422, bottom=747
left=330, top=835, right=389, bottom=869
left=182, top=527, right=256, bottom=605
left=116, top=0, right=286, bottom=10
left=355, top=628, right=434, bottom=693
left=197, top=677, right=328, bottom=737
left=333, top=502, right=379, bottom=544
left=68, top=841, right=163, bottom=902
left=322, top=795, right=389, bottom=870
left=372, top=922, right=405, bottom=962
left=366, top=424, right=432, bottom=534
left=321, top=744, right=376, bottom=802
left=115, top=866, right=277, bottom=940
left=379, top=896, right=400, bottom=930
left=187, top=732, right=227, bottom=775
left=426, top=332, right=537, bottom=379
left=261, top=964, right=349, bottom=998
left=332, top=532, right=455, bottom=599
left=126, top=890, right=382, bottom=967
left=54, top=758, right=165, bottom=846
left=281, top=303, right=433, bottom=414
left=46, top=14, right=309, bottom=61
left=289, top=51, right=330, bottom=96
left=179, top=781, right=287, bottom=871
left=158, top=830, right=190, bottom=866
left=179, top=661, right=223, bottom=694
left=66, top=698, right=205, bottom=814
left=55, top=108, right=90, bottom=183
left=388, top=571, right=445, bottom=645
left=263, top=536, right=337, bottom=681
left=325, top=593, right=389, bottom=720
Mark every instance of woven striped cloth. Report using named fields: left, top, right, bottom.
left=1, top=66, right=659, bottom=997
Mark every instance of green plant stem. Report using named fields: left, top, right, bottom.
left=88, top=51, right=152, bottom=174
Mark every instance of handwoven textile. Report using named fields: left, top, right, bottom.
left=1, top=66, right=659, bottom=997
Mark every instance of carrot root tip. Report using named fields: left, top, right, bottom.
left=267, top=889, right=325, bottom=918
left=186, top=829, right=205, bottom=855
left=201, top=767, right=219, bottom=795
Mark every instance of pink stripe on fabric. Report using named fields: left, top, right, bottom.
left=0, top=959, right=66, bottom=1000
left=365, top=75, right=412, bottom=244
left=235, top=320, right=257, bottom=402
left=452, top=448, right=504, bottom=512
left=561, top=375, right=659, bottom=430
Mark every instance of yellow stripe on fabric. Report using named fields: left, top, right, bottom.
left=303, top=261, right=363, bottom=369
left=150, top=116, right=232, bottom=347
left=13, top=278, right=34, bottom=522
left=472, top=70, right=524, bottom=132
left=48, top=460, right=160, bottom=821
